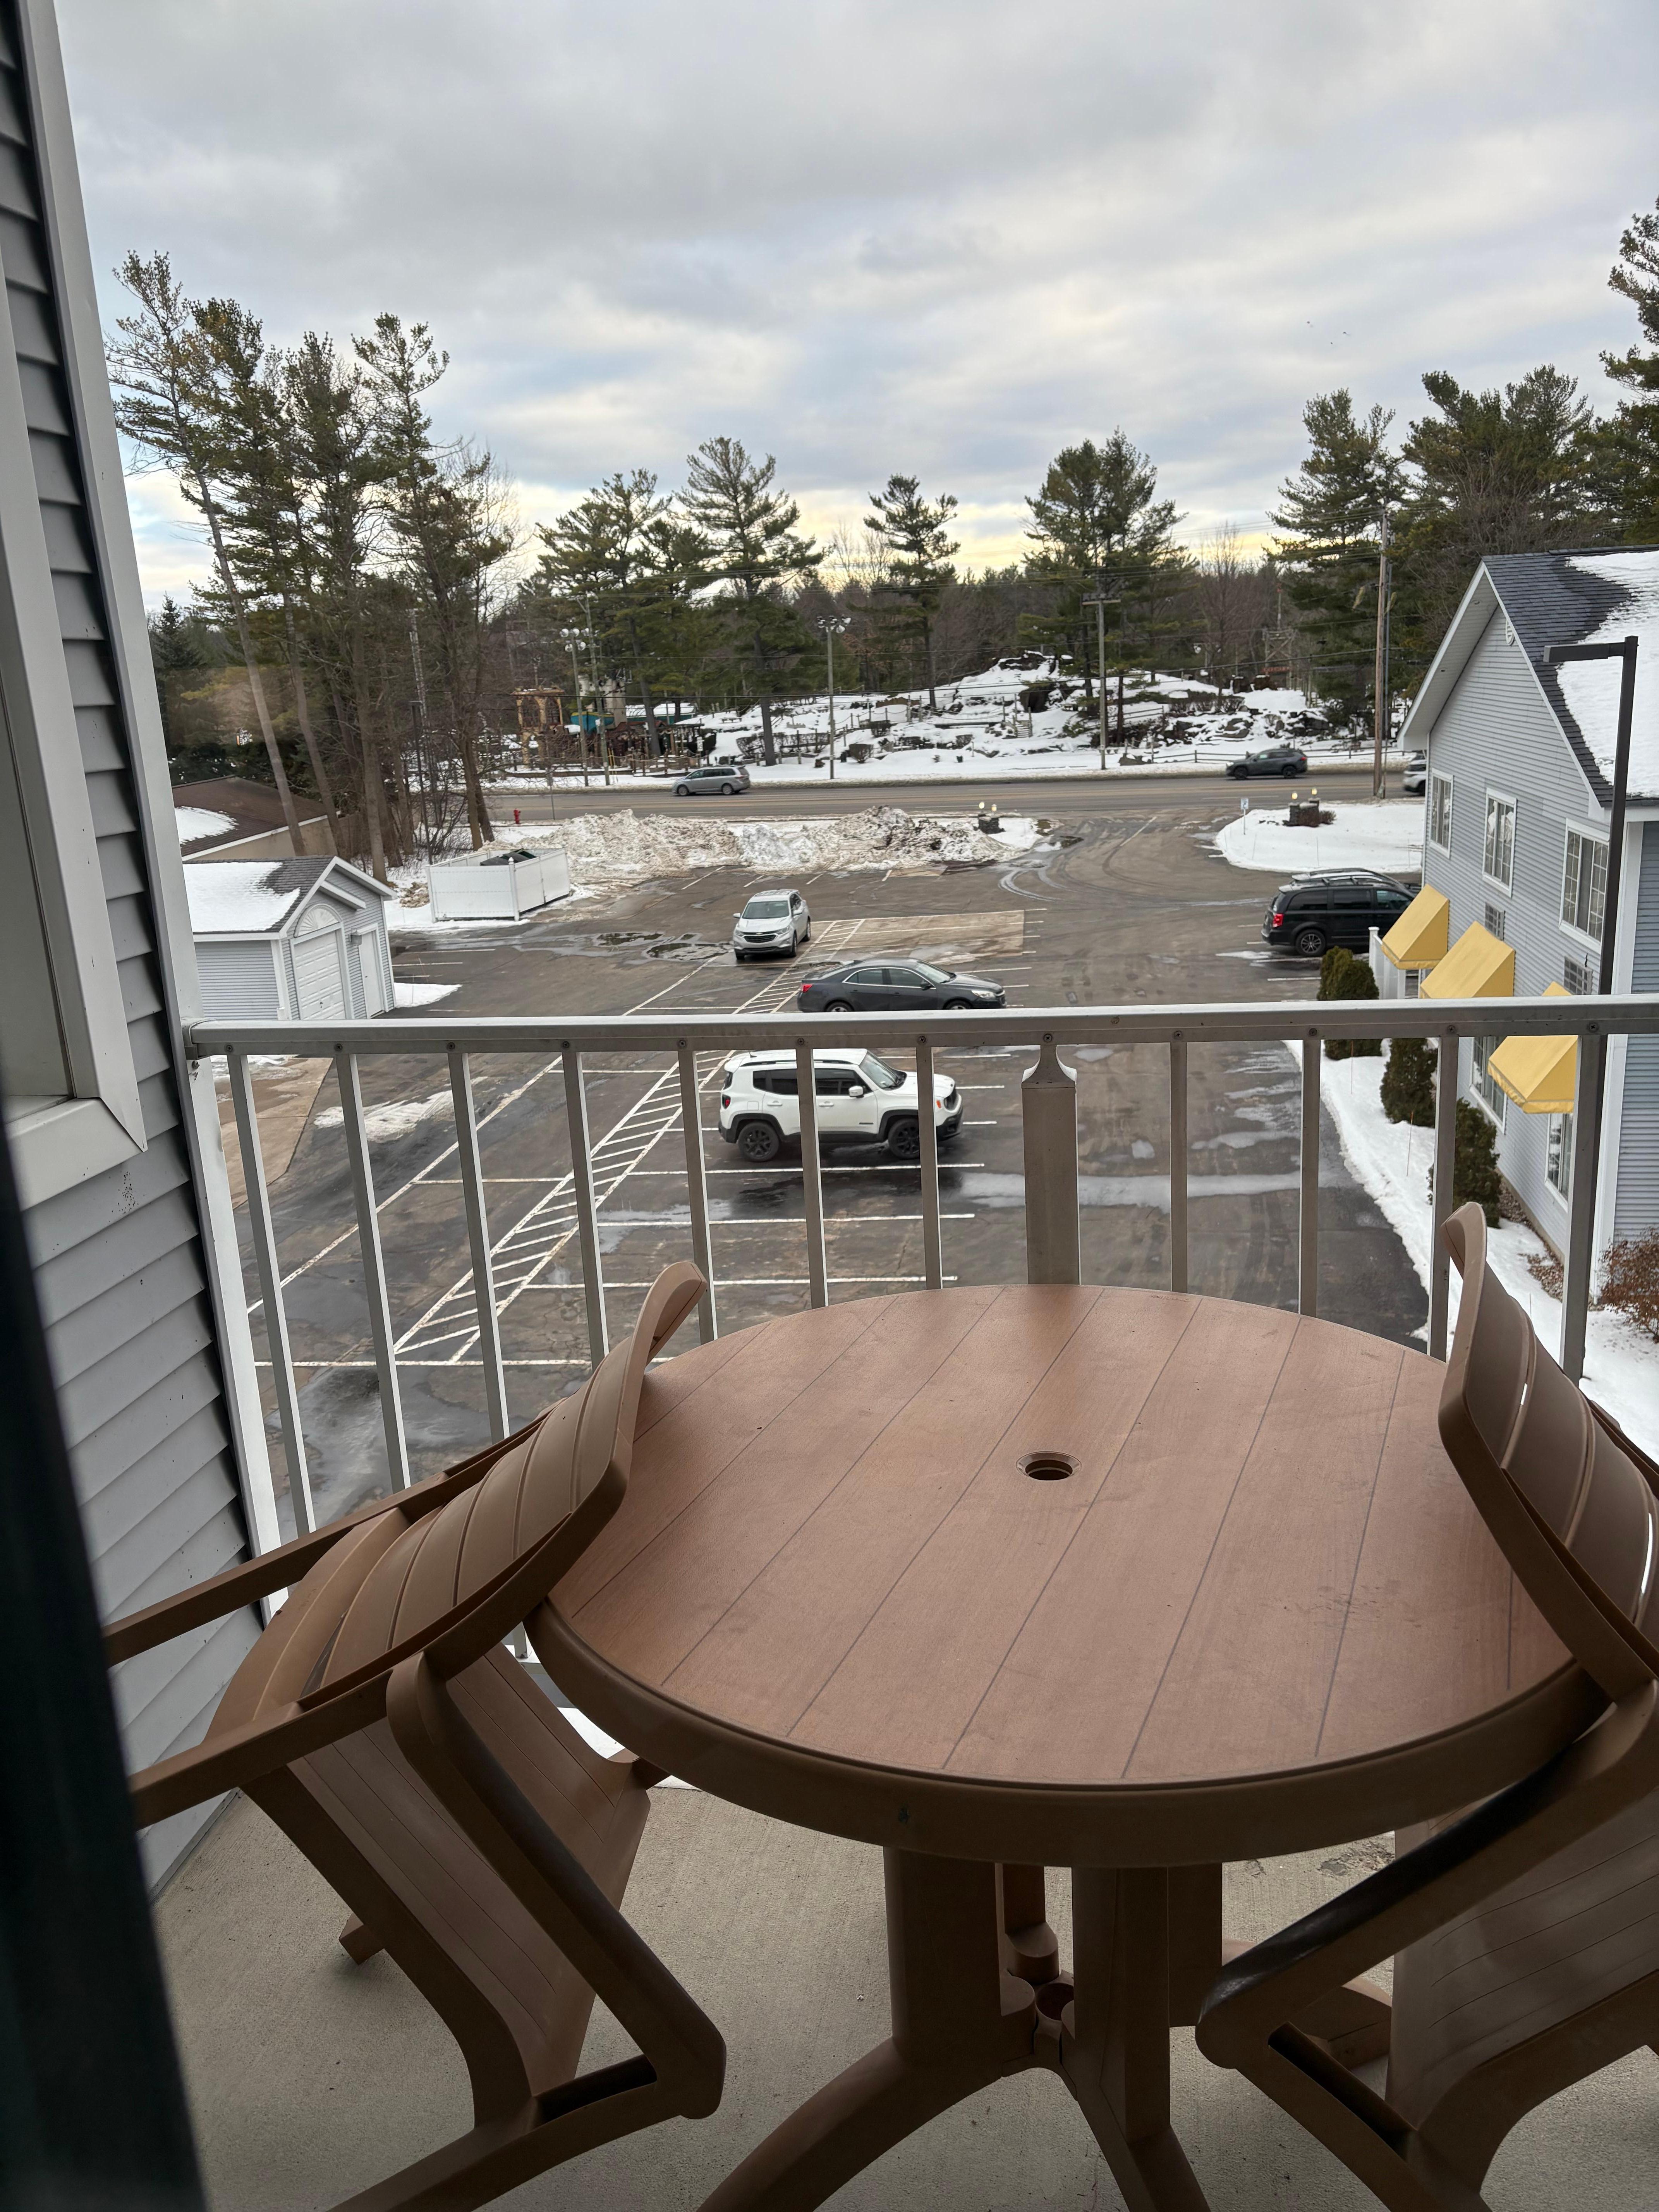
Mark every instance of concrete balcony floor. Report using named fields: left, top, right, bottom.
left=158, top=1788, right=1659, bottom=2212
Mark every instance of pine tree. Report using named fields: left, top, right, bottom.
left=1381, top=1036, right=1436, bottom=1126
left=864, top=475, right=959, bottom=710
left=1399, top=366, right=1598, bottom=652
left=1270, top=392, right=1400, bottom=727
left=1025, top=434, right=1180, bottom=705
left=1592, top=196, right=1659, bottom=545
left=1318, top=945, right=1381, bottom=1059
left=682, top=438, right=820, bottom=765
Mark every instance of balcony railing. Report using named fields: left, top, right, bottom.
left=189, top=994, right=1659, bottom=1541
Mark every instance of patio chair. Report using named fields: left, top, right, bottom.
left=106, top=1261, right=723, bottom=2212
left=1197, top=1204, right=1659, bottom=2210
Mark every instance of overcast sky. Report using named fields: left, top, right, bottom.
left=57, top=0, right=1659, bottom=605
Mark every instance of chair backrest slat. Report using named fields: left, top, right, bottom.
left=1440, top=1206, right=1659, bottom=1700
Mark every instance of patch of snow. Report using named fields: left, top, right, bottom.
left=182, top=861, right=297, bottom=934
left=1297, top=1040, right=1659, bottom=1456
left=175, top=805, right=234, bottom=845
left=1213, top=800, right=1425, bottom=879
left=314, top=1093, right=450, bottom=1140
left=392, top=980, right=459, bottom=1007
left=1554, top=552, right=1659, bottom=798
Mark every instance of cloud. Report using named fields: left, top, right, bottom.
left=58, top=0, right=1659, bottom=602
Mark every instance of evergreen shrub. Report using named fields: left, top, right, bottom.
left=1318, top=945, right=1382, bottom=1060
left=1381, top=1036, right=1437, bottom=1125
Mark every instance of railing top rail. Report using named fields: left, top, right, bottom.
left=187, top=993, right=1659, bottom=1060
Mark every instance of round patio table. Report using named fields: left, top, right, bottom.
left=541, top=1283, right=1594, bottom=2212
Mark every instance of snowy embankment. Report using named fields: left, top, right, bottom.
left=1214, top=801, right=1425, bottom=879
left=1294, top=1041, right=1659, bottom=1455
left=392, top=805, right=1047, bottom=928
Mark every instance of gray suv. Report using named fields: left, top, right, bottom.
left=732, top=888, right=811, bottom=960
left=673, top=761, right=751, bottom=797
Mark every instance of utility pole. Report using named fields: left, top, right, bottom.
left=584, top=595, right=610, bottom=788
left=1082, top=585, right=1111, bottom=770
left=1372, top=510, right=1390, bottom=799
left=819, top=617, right=850, bottom=781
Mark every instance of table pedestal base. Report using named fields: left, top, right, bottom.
left=698, top=1854, right=1228, bottom=2212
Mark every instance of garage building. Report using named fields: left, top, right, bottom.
left=184, top=856, right=397, bottom=1023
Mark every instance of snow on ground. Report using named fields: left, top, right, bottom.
left=1215, top=800, right=1425, bottom=879
left=391, top=807, right=1048, bottom=929
left=488, top=660, right=1391, bottom=792
left=314, top=1093, right=451, bottom=1140
left=392, top=980, right=459, bottom=1007
left=1295, top=1040, right=1659, bottom=1455
left=175, top=805, right=234, bottom=845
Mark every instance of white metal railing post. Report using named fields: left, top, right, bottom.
left=561, top=1045, right=609, bottom=1363
left=446, top=1047, right=509, bottom=1441
left=1298, top=1029, right=1321, bottom=1317
left=677, top=1041, right=718, bottom=1341
left=226, top=1048, right=316, bottom=1534
left=1022, top=1034, right=1080, bottom=1285
left=915, top=1037, right=944, bottom=1291
left=1561, top=1025, right=1607, bottom=1382
left=795, top=1039, right=829, bottom=1306
left=1168, top=1037, right=1188, bottom=1295
left=1428, top=1027, right=1460, bottom=1360
left=333, top=1048, right=410, bottom=1489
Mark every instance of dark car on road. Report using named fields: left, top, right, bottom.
left=673, top=761, right=751, bottom=797
left=1226, top=744, right=1309, bottom=780
left=1262, top=871, right=1414, bottom=957
left=797, top=957, right=1006, bottom=1012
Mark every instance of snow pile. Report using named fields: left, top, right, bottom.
left=1297, top=1041, right=1659, bottom=1455
left=315, top=1092, right=451, bottom=1140
left=392, top=806, right=1034, bottom=925
left=1214, top=800, right=1425, bottom=878
left=182, top=861, right=297, bottom=934
left=392, top=980, right=459, bottom=1007
left=175, top=805, right=234, bottom=846
left=1554, top=552, right=1659, bottom=797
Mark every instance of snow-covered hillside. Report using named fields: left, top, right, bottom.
left=491, top=658, right=1389, bottom=791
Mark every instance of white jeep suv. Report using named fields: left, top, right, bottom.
left=718, top=1049, right=963, bottom=1163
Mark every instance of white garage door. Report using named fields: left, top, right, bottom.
left=292, top=928, right=347, bottom=1022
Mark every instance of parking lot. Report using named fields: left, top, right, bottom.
left=240, top=770, right=1427, bottom=1528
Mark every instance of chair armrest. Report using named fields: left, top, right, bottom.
left=103, top=1419, right=543, bottom=1663
left=128, top=1675, right=389, bottom=1827
left=1200, top=1677, right=1659, bottom=2066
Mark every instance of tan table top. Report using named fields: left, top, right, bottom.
left=545, top=1286, right=1595, bottom=1864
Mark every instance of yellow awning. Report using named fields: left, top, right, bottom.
left=1378, top=885, right=1449, bottom=970
left=1419, top=921, right=1516, bottom=1001
left=1489, top=984, right=1578, bottom=1114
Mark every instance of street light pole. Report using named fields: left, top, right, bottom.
left=1546, top=634, right=1639, bottom=1381
left=584, top=596, right=609, bottom=788
left=1081, top=587, right=1111, bottom=770
left=819, top=617, right=850, bottom=781
left=1372, top=510, right=1390, bottom=799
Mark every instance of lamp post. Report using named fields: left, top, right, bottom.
left=818, top=616, right=850, bottom=780
left=1081, top=583, right=1116, bottom=771
left=1546, top=634, right=1639, bottom=1381
left=582, top=596, right=609, bottom=787
left=559, top=629, right=591, bottom=786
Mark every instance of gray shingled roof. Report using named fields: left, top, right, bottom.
left=1482, top=547, right=1659, bottom=803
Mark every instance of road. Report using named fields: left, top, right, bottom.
left=240, top=780, right=1427, bottom=1530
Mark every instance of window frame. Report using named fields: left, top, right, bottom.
left=1546, top=1111, right=1572, bottom=1202
left=1428, top=770, right=1453, bottom=855
left=1470, top=1033, right=1507, bottom=1129
left=0, top=326, right=143, bottom=1207
left=1559, top=820, right=1609, bottom=949
left=1482, top=788, right=1516, bottom=894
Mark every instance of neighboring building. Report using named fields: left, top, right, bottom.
left=172, top=774, right=334, bottom=860
left=1400, top=547, right=1659, bottom=1261
left=184, top=856, right=396, bottom=1022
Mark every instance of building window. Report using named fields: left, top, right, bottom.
left=1428, top=772, right=1453, bottom=852
left=1471, top=1034, right=1507, bottom=1127
left=1547, top=1113, right=1572, bottom=1199
left=1484, top=902, right=1507, bottom=942
left=1563, top=951, right=1595, bottom=996
left=1561, top=826, right=1607, bottom=944
left=1483, top=791, right=1516, bottom=891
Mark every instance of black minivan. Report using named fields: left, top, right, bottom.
left=1262, top=871, right=1413, bottom=957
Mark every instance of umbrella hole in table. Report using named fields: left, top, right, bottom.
left=1019, top=1451, right=1075, bottom=1481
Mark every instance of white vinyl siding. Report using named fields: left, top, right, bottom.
left=1561, top=825, right=1608, bottom=945
left=194, top=940, right=281, bottom=1022
left=1428, top=772, right=1452, bottom=853
left=1483, top=790, right=1516, bottom=892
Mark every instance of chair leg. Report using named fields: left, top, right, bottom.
left=338, top=1914, right=385, bottom=1965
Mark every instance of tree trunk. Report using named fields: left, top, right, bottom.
left=282, top=603, right=337, bottom=851
left=922, top=617, right=938, bottom=712
left=197, top=483, right=305, bottom=850
left=455, top=716, right=492, bottom=849
left=345, top=641, right=390, bottom=884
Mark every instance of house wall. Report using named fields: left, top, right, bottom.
left=1421, top=607, right=1605, bottom=1246
left=3, top=2, right=264, bottom=1883
left=1614, top=822, right=1659, bottom=1238
left=195, top=939, right=282, bottom=1022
